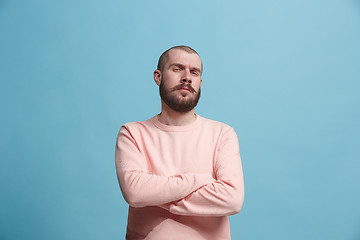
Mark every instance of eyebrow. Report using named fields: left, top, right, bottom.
left=169, top=63, right=184, bottom=68
left=191, top=67, right=201, bottom=73
left=169, top=63, right=201, bottom=73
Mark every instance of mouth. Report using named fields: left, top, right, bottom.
left=179, top=87, right=191, bottom=92
left=172, top=84, right=196, bottom=93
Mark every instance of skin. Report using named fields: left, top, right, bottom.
left=154, top=49, right=203, bottom=126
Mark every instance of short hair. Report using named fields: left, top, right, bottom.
left=157, top=45, right=202, bottom=73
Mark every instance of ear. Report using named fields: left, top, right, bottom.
left=200, top=78, right=203, bottom=87
left=154, top=70, right=161, bottom=86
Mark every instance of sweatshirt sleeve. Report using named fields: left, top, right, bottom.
left=166, top=128, right=245, bottom=216
left=115, top=125, right=214, bottom=208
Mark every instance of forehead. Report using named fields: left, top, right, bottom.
left=165, top=49, right=202, bottom=69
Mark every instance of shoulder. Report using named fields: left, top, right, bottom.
left=198, top=116, right=241, bottom=153
left=118, top=116, right=157, bottom=136
left=198, top=115, right=235, bottom=134
left=197, top=116, right=240, bottom=152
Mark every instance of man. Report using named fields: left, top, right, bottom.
left=115, top=46, right=244, bottom=239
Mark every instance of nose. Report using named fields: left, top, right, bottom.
left=181, top=70, right=192, bottom=84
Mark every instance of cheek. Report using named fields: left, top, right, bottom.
left=193, top=80, right=202, bottom=89
left=162, top=73, right=178, bottom=84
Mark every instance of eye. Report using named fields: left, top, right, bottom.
left=191, top=71, right=199, bottom=76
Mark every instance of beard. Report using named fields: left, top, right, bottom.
left=159, top=81, right=201, bottom=113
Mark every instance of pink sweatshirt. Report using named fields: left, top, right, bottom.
left=115, top=114, right=244, bottom=240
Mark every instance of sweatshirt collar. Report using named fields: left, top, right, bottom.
left=151, top=113, right=201, bottom=132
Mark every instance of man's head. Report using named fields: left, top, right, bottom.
left=154, top=46, right=203, bottom=113
left=157, top=46, right=203, bottom=74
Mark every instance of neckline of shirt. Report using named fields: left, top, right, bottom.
left=151, top=113, right=202, bottom=132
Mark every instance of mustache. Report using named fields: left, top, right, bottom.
left=171, top=83, right=197, bottom=93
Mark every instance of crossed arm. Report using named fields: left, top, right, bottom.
left=115, top=126, right=244, bottom=216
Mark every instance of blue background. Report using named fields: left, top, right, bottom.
left=1, top=0, right=359, bottom=239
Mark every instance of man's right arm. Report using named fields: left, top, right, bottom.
left=115, top=125, right=213, bottom=208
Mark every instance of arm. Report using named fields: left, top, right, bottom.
left=165, top=128, right=245, bottom=216
left=115, top=125, right=214, bottom=208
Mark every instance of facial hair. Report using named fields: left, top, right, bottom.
left=159, top=81, right=201, bottom=113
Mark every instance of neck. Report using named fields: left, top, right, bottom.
left=158, top=101, right=196, bottom=126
